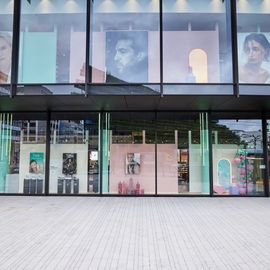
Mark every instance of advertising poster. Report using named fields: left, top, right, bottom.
left=238, top=32, right=270, bottom=84
left=106, top=31, right=148, bottom=83
left=29, top=152, right=44, bottom=174
left=126, top=153, right=140, bottom=175
left=62, top=153, right=77, bottom=175
left=0, top=31, right=12, bottom=84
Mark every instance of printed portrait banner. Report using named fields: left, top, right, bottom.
left=29, top=152, right=44, bottom=174
left=106, top=31, right=148, bottom=83
left=62, top=153, right=77, bottom=175
left=238, top=32, right=270, bottom=84
left=126, top=153, right=141, bottom=175
left=0, top=31, right=12, bottom=84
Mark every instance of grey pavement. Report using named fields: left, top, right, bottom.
left=0, top=197, right=270, bottom=270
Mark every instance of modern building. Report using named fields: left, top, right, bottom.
left=1, top=0, right=270, bottom=196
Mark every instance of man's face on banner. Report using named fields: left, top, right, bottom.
left=127, top=153, right=135, bottom=163
left=114, top=39, right=139, bottom=74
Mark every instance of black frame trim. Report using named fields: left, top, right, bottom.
left=262, top=115, right=269, bottom=197
left=208, top=112, right=214, bottom=197
left=10, top=0, right=21, bottom=97
left=44, top=111, right=51, bottom=195
left=99, top=111, right=104, bottom=195
left=230, top=0, right=239, bottom=97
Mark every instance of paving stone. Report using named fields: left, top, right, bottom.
left=0, top=197, right=270, bottom=269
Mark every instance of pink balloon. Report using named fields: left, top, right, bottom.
left=239, top=168, right=246, bottom=175
left=247, top=164, right=254, bottom=171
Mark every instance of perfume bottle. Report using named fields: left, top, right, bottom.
left=118, top=181, right=123, bottom=194
left=136, top=182, right=140, bottom=195
left=122, top=181, right=127, bottom=194
left=128, top=177, right=134, bottom=194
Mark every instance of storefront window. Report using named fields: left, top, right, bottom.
left=19, top=0, right=86, bottom=87
left=90, top=0, right=160, bottom=86
left=237, top=0, right=270, bottom=85
left=163, top=0, right=232, bottom=89
left=0, top=113, right=46, bottom=194
left=0, top=0, right=13, bottom=91
left=157, top=113, right=210, bottom=195
left=212, top=118, right=264, bottom=196
left=102, top=113, right=155, bottom=195
left=237, top=0, right=270, bottom=90
left=49, top=114, right=100, bottom=194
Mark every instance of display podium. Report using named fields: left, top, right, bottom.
left=24, top=178, right=43, bottom=194
left=57, top=177, right=79, bottom=194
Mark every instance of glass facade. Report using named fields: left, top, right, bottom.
left=1, top=1, right=270, bottom=197
left=19, top=0, right=86, bottom=86
left=90, top=0, right=160, bottom=85
left=0, top=113, right=46, bottom=194
left=237, top=0, right=270, bottom=88
left=212, top=118, right=264, bottom=196
left=163, top=0, right=232, bottom=86
left=2, top=0, right=270, bottom=93
left=0, top=112, right=269, bottom=196
left=49, top=113, right=100, bottom=194
left=237, top=0, right=270, bottom=96
left=102, top=113, right=156, bottom=195
left=157, top=113, right=209, bottom=195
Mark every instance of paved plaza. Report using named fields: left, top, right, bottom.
left=0, top=196, right=270, bottom=270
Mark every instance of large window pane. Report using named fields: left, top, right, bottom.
left=157, top=113, right=210, bottom=195
left=0, top=0, right=13, bottom=89
left=212, top=119, right=264, bottom=196
left=163, top=0, right=232, bottom=85
left=102, top=113, right=155, bottom=195
left=237, top=0, right=270, bottom=88
left=0, top=114, right=46, bottom=194
left=19, top=0, right=86, bottom=85
left=49, top=114, right=100, bottom=194
left=90, top=0, right=160, bottom=85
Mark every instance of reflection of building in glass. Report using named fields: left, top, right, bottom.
left=23, top=121, right=46, bottom=143
left=51, top=121, right=85, bottom=144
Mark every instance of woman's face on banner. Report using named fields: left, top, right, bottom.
left=0, top=37, right=12, bottom=75
left=30, top=161, right=38, bottom=172
left=245, top=39, right=266, bottom=65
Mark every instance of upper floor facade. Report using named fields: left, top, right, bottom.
left=0, top=0, right=270, bottom=99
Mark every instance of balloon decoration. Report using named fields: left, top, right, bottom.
left=233, top=147, right=254, bottom=195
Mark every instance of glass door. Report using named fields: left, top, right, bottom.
left=157, top=113, right=210, bottom=195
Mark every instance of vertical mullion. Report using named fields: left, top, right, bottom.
left=230, top=0, right=239, bottom=97
left=85, top=0, right=91, bottom=96
left=208, top=112, right=213, bottom=197
left=10, top=0, right=21, bottom=97
left=44, top=111, right=51, bottom=195
left=159, top=0, right=163, bottom=96
left=262, top=115, right=269, bottom=197
left=99, top=111, right=103, bottom=195
left=155, top=111, right=157, bottom=196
